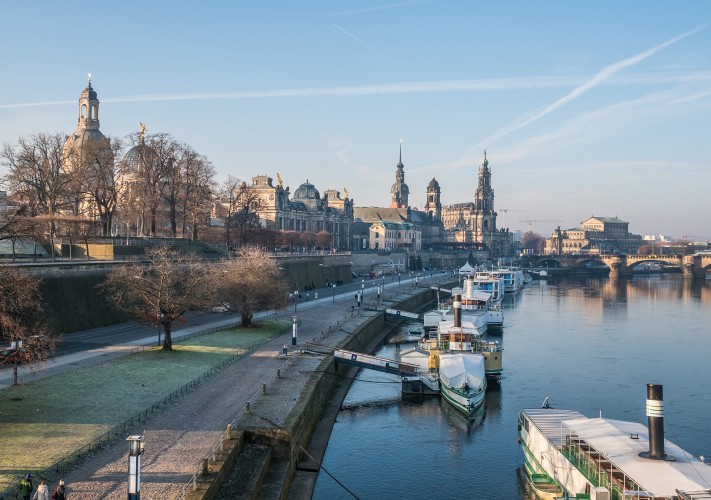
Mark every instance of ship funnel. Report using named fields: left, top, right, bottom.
left=639, top=384, right=674, bottom=461
left=453, top=294, right=462, bottom=327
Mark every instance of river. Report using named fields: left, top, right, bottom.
left=312, top=275, right=711, bottom=499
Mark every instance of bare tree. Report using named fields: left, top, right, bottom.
left=216, top=247, right=288, bottom=327
left=0, top=204, right=32, bottom=261
left=67, top=136, right=125, bottom=236
left=315, top=230, right=332, bottom=251
left=1, top=133, right=74, bottom=254
left=179, top=146, right=215, bottom=241
left=0, top=267, right=55, bottom=385
left=521, top=231, right=545, bottom=254
left=232, top=182, right=263, bottom=247
left=100, top=247, right=215, bottom=350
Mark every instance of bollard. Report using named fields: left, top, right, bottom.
left=282, top=345, right=288, bottom=356
left=202, top=458, right=209, bottom=476
left=226, top=424, right=232, bottom=440
left=246, top=402, right=251, bottom=415
left=262, top=384, right=267, bottom=395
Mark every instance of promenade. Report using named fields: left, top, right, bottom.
left=3, top=274, right=445, bottom=499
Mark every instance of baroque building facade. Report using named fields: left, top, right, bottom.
left=544, top=216, right=643, bottom=255
left=440, top=151, right=512, bottom=257
left=247, top=175, right=354, bottom=251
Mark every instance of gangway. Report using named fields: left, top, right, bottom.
left=304, top=342, right=420, bottom=376
left=384, top=308, right=421, bottom=320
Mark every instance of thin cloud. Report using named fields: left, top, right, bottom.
left=1, top=70, right=710, bottom=110
left=312, top=0, right=436, bottom=21
left=468, top=24, right=708, bottom=153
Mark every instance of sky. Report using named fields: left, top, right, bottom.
left=1, top=1, right=710, bottom=240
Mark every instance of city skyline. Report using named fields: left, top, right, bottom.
left=1, top=1, right=710, bottom=239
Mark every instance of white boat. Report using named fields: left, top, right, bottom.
left=438, top=352, right=486, bottom=415
left=518, top=385, right=711, bottom=499
left=467, top=272, right=505, bottom=304
left=402, top=293, right=502, bottom=416
left=489, top=267, right=525, bottom=293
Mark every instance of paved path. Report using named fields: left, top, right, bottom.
left=7, top=274, right=449, bottom=499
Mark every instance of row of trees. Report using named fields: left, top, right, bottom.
left=0, top=246, right=289, bottom=384
left=0, top=132, right=216, bottom=240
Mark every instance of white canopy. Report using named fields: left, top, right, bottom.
left=563, top=417, right=711, bottom=496
left=459, top=261, right=476, bottom=276
left=439, top=353, right=485, bottom=390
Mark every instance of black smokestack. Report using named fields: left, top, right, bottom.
left=453, top=294, right=462, bottom=328
left=639, top=384, right=673, bottom=461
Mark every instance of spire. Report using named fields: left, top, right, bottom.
left=88, top=72, right=92, bottom=88
left=398, top=138, right=404, bottom=167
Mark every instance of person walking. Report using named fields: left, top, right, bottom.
left=19, top=474, right=33, bottom=500
left=52, top=479, right=66, bottom=500
left=32, top=479, right=49, bottom=500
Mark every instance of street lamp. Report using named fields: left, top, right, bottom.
left=279, top=267, right=299, bottom=313
left=319, top=264, right=336, bottom=303
left=127, top=434, right=145, bottom=500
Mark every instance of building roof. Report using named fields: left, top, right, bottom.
left=293, top=180, right=320, bottom=200
left=584, top=216, right=628, bottom=224
left=354, top=207, right=408, bottom=223
left=428, top=177, right=440, bottom=189
left=371, top=220, right=415, bottom=230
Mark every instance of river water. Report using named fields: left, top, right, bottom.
left=313, top=275, right=711, bottom=499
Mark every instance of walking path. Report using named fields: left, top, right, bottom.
left=5, top=274, right=447, bottom=499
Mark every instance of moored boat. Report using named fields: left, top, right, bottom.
left=518, top=384, right=711, bottom=499
left=438, top=352, right=486, bottom=415
left=402, top=293, right=499, bottom=416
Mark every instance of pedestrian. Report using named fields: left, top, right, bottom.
left=32, top=479, right=49, bottom=500
left=354, top=293, right=358, bottom=304
left=52, top=479, right=66, bottom=500
left=19, top=474, right=33, bottom=500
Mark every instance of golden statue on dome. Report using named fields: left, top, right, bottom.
left=277, top=173, right=283, bottom=187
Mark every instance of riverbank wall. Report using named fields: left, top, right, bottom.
left=193, top=286, right=440, bottom=499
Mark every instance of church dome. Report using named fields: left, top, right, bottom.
left=122, top=142, right=155, bottom=173
left=428, top=177, right=440, bottom=189
left=293, top=180, right=320, bottom=200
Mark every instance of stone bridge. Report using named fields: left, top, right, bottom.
left=530, top=254, right=711, bottom=279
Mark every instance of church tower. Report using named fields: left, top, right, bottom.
left=472, top=150, right=497, bottom=243
left=77, top=74, right=101, bottom=132
left=389, top=142, right=409, bottom=208
left=424, top=177, right=441, bottom=221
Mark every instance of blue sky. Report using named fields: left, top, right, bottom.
left=1, top=1, right=710, bottom=239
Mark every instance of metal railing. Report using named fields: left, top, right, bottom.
left=177, top=357, right=292, bottom=499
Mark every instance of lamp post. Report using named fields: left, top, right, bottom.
left=127, top=434, right=145, bottom=500
left=319, top=264, right=336, bottom=303
left=292, top=315, right=298, bottom=346
left=279, top=267, right=299, bottom=313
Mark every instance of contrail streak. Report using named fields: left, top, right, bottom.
left=333, top=24, right=389, bottom=59
left=470, top=24, right=708, bottom=152
left=1, top=71, right=709, bottom=110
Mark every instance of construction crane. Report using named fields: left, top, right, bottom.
left=519, top=220, right=563, bottom=231
left=498, top=209, right=529, bottom=227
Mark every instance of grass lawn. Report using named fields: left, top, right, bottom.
left=0, top=321, right=288, bottom=494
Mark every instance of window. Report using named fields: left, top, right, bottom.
left=81, top=104, right=87, bottom=118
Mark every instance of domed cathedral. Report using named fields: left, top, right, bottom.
left=389, top=142, right=409, bottom=209
left=245, top=175, right=353, bottom=251
left=62, top=75, right=113, bottom=224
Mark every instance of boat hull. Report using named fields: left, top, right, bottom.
left=440, top=383, right=485, bottom=415
left=438, top=353, right=487, bottom=415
